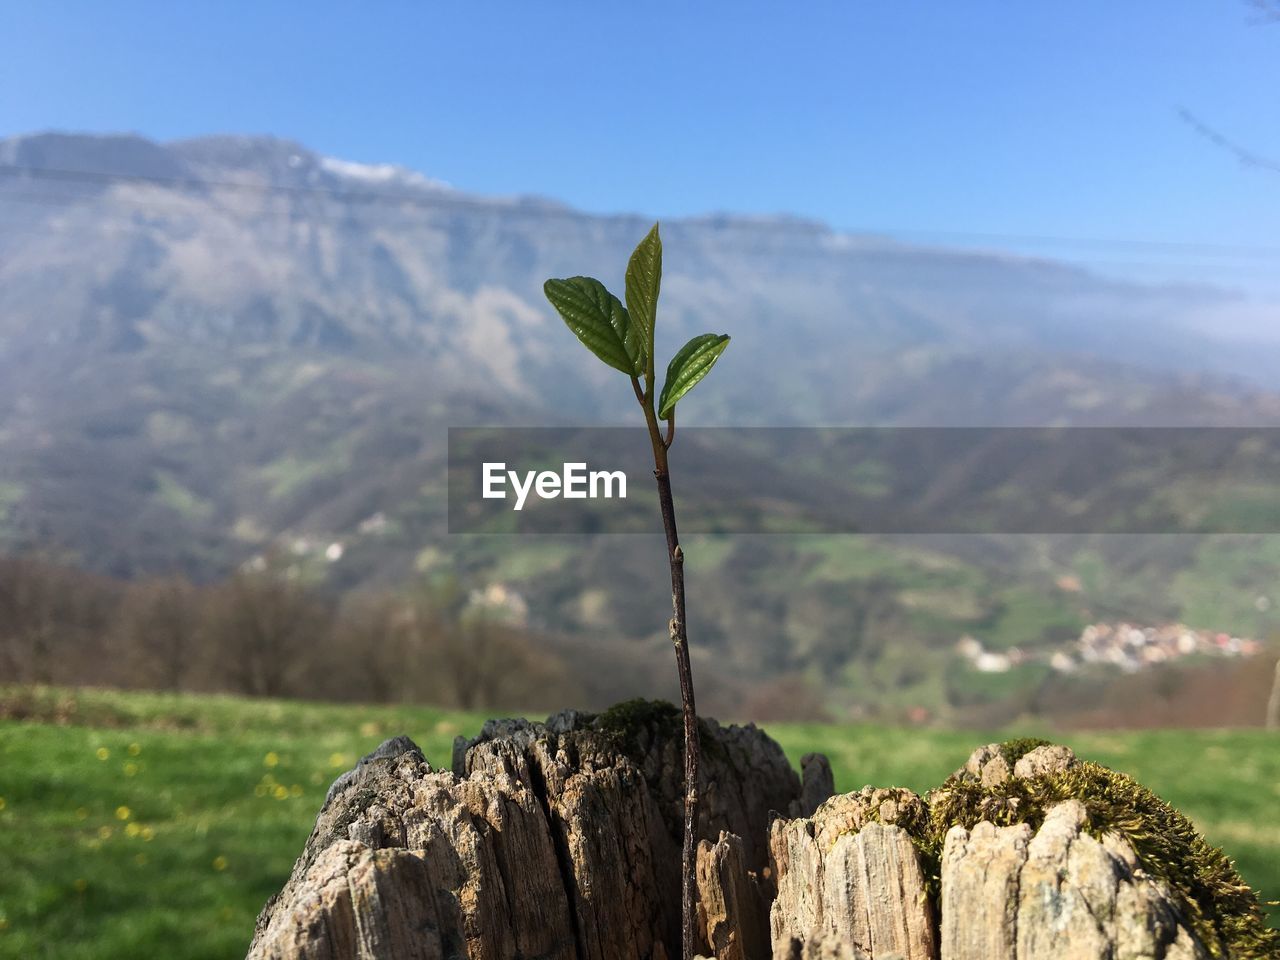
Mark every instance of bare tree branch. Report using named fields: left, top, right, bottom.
left=1246, top=0, right=1280, bottom=25
left=1177, top=107, right=1280, bottom=174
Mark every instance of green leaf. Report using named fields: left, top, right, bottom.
left=657, top=333, right=730, bottom=419
left=625, top=223, right=661, bottom=378
left=544, top=276, right=643, bottom=376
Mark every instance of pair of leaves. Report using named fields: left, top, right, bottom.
left=544, top=222, right=729, bottom=420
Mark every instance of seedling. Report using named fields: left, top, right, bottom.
left=545, top=223, right=729, bottom=960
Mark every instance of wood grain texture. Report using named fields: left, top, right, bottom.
left=249, top=730, right=1218, bottom=960
left=249, top=708, right=822, bottom=960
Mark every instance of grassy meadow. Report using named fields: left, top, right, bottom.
left=0, top=685, right=1277, bottom=959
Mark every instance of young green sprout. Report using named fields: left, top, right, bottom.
left=544, top=223, right=729, bottom=960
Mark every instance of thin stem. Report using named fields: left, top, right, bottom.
left=637, top=384, right=699, bottom=960
left=663, top=414, right=676, bottom=450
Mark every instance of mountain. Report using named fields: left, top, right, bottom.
left=3, top=131, right=1279, bottom=722
left=4, top=131, right=1278, bottom=418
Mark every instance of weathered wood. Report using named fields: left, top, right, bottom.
left=936, top=743, right=1210, bottom=960
left=250, top=724, right=1256, bottom=960
left=696, top=831, right=770, bottom=960
left=247, top=739, right=576, bottom=960
left=250, top=841, right=447, bottom=960
left=942, top=801, right=1207, bottom=960
left=939, top=819, right=1027, bottom=960
left=769, top=787, right=937, bottom=960
left=798, top=752, right=835, bottom=818
left=772, top=934, right=868, bottom=960
left=454, top=708, right=825, bottom=869
left=249, top=705, right=823, bottom=960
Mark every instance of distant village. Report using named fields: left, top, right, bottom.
left=957, top=622, right=1265, bottom=675
left=266, top=521, right=1270, bottom=677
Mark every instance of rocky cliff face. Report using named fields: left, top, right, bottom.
left=6, top=130, right=1277, bottom=431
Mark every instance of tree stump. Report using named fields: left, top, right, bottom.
left=248, top=714, right=1277, bottom=960
left=248, top=702, right=827, bottom=960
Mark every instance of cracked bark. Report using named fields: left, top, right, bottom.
left=769, top=788, right=937, bottom=960
left=938, top=745, right=1208, bottom=960
left=249, top=709, right=824, bottom=960
left=941, top=801, right=1206, bottom=960
left=249, top=737, right=1218, bottom=960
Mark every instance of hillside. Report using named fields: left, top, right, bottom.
left=4, top=131, right=1280, bottom=722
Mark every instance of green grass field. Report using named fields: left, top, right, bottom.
left=1, top=685, right=1277, bottom=959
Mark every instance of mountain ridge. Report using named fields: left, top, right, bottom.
left=4, top=130, right=1280, bottom=722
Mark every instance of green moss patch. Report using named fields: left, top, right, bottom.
left=591, top=697, right=726, bottom=764
left=593, top=697, right=683, bottom=746
left=919, top=741, right=1280, bottom=959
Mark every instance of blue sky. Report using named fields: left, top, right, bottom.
left=3, top=1, right=1278, bottom=293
